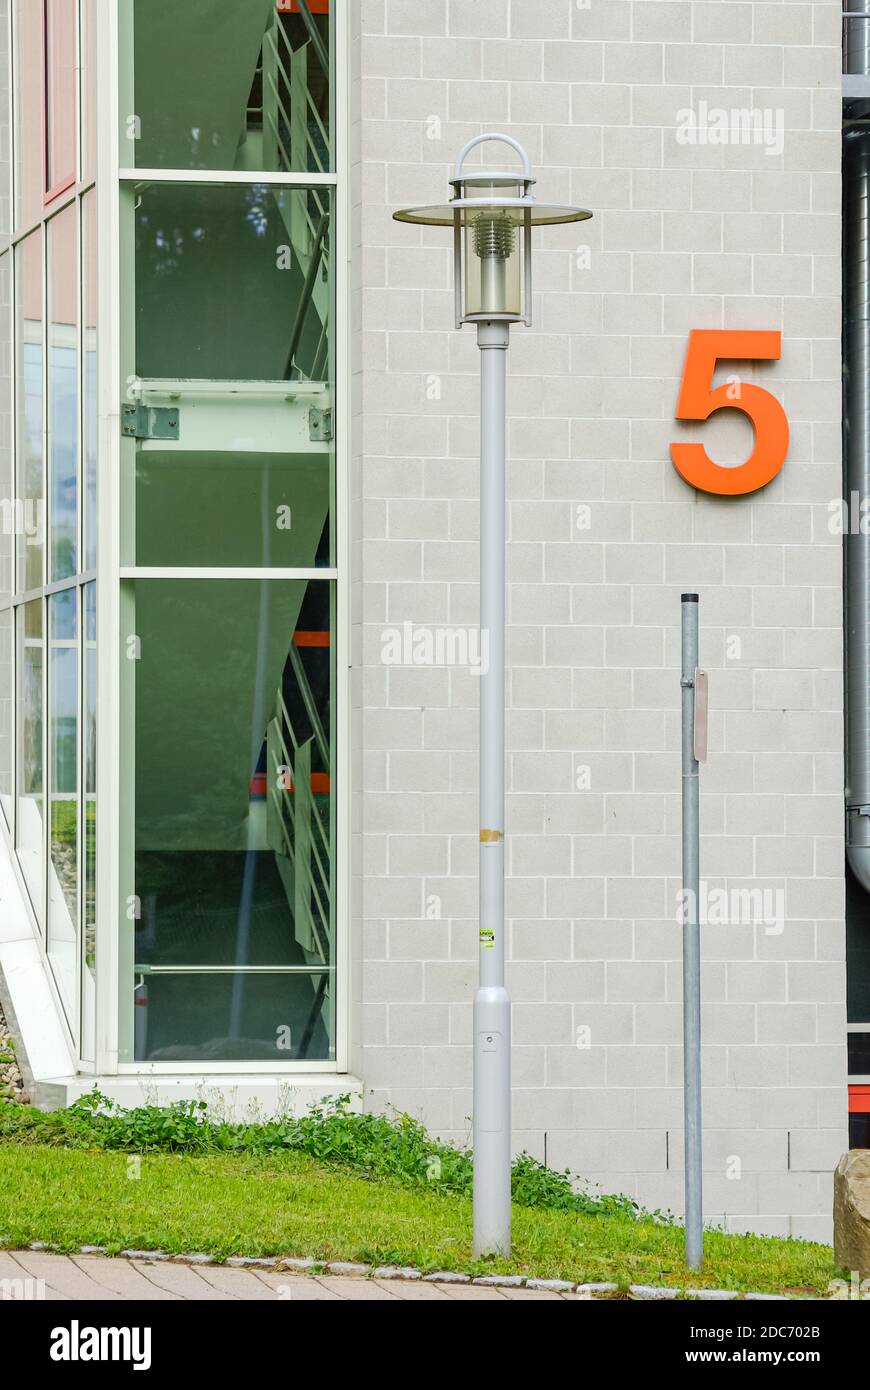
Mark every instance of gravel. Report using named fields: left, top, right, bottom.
left=0, top=999, right=28, bottom=1104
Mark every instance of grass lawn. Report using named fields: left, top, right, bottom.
left=0, top=1142, right=838, bottom=1295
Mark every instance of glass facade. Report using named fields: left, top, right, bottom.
left=121, top=579, right=333, bottom=1062
left=0, top=0, right=340, bottom=1071
left=118, top=0, right=338, bottom=1064
left=2, top=1, right=98, bottom=1061
left=124, top=0, right=332, bottom=174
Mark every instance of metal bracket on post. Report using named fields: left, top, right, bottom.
left=121, top=403, right=180, bottom=441
left=309, top=406, right=333, bottom=442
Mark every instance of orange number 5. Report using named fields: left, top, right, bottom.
left=671, top=330, right=789, bottom=496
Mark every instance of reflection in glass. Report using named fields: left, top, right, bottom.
left=135, top=183, right=331, bottom=382
left=16, top=233, right=43, bottom=594
left=0, top=253, right=12, bottom=601
left=81, top=0, right=98, bottom=186
left=45, top=0, right=78, bottom=196
left=83, top=192, right=98, bottom=571
left=123, top=579, right=333, bottom=1062
left=16, top=600, right=43, bottom=921
left=14, top=0, right=44, bottom=230
left=0, top=610, right=11, bottom=828
left=49, top=206, right=78, bottom=581
left=48, top=590, right=78, bottom=1020
left=130, top=0, right=331, bottom=173
left=81, top=583, right=96, bottom=1062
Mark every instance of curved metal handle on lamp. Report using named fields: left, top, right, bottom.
left=453, top=131, right=533, bottom=181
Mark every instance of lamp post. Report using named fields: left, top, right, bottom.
left=395, top=133, right=592, bottom=1257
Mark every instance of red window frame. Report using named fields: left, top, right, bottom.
left=42, top=0, right=78, bottom=206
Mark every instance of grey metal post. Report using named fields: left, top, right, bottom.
left=473, top=319, right=511, bottom=1257
left=680, top=593, right=703, bottom=1270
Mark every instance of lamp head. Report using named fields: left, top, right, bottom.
left=393, top=133, right=593, bottom=327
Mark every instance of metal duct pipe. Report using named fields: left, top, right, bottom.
left=845, top=4, right=870, bottom=77
left=844, top=126, right=870, bottom=893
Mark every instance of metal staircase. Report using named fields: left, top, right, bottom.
left=244, top=0, right=331, bottom=382
left=266, top=664, right=331, bottom=963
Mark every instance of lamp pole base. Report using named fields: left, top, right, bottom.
left=473, top=986, right=512, bottom=1257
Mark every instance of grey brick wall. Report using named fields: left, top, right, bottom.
left=355, top=0, right=847, bottom=1239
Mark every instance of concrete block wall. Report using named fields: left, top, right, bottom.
left=354, top=0, right=847, bottom=1238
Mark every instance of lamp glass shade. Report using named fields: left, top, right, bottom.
left=463, top=183, right=523, bottom=318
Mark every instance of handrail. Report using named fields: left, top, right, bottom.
left=311, top=326, right=329, bottom=383
left=262, top=26, right=327, bottom=181
left=288, top=644, right=330, bottom=765
left=268, top=718, right=331, bottom=910
left=274, top=688, right=330, bottom=857
left=267, top=776, right=331, bottom=954
left=285, top=208, right=330, bottom=379
left=296, top=0, right=330, bottom=79
left=306, top=88, right=328, bottom=172
left=267, top=732, right=331, bottom=954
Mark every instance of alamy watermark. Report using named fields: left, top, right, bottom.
left=830, top=492, right=870, bottom=535
left=0, top=497, right=44, bottom=546
left=50, top=1322, right=151, bottom=1371
left=676, top=883, right=785, bottom=936
left=1, top=1276, right=46, bottom=1300
left=380, top=622, right=489, bottom=676
left=676, top=101, right=785, bottom=158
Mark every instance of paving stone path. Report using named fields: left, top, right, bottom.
left=0, top=1251, right=573, bottom=1301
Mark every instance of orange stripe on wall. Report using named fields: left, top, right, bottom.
left=293, top=631, right=330, bottom=648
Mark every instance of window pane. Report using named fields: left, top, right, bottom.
left=0, top=252, right=12, bottom=601
left=134, top=183, right=332, bottom=382
left=0, top=2, right=10, bottom=237
left=83, top=189, right=96, bottom=570
left=16, top=598, right=43, bottom=921
left=15, top=231, right=43, bottom=594
left=0, top=608, right=11, bottom=828
left=121, top=578, right=334, bottom=1062
left=45, top=0, right=77, bottom=196
left=47, top=588, right=77, bottom=1020
left=128, top=182, right=332, bottom=567
left=48, top=204, right=77, bottom=581
left=128, top=0, right=332, bottom=173
left=14, top=0, right=44, bottom=230
left=81, top=580, right=95, bottom=1061
left=81, top=0, right=97, bottom=185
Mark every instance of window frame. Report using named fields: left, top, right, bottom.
left=104, top=0, right=350, bottom=1077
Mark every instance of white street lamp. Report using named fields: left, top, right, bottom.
left=395, top=133, right=592, bottom=1257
